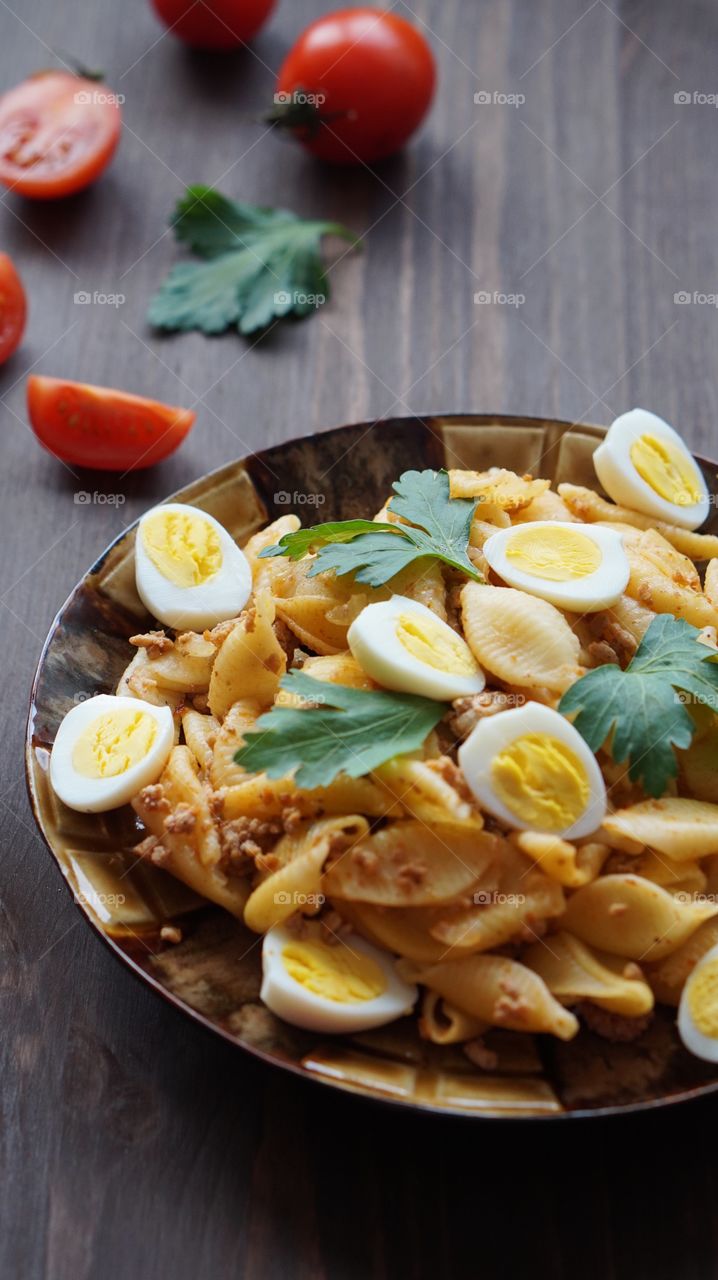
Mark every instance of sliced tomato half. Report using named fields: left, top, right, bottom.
left=0, top=72, right=121, bottom=199
left=0, top=253, right=27, bottom=362
left=27, top=376, right=196, bottom=470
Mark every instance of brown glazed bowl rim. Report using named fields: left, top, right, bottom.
left=25, top=413, right=718, bottom=1121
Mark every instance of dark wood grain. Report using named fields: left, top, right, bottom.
left=2, top=1, right=718, bottom=1276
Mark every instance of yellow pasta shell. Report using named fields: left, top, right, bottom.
left=561, top=873, right=718, bottom=961
left=603, top=798, right=718, bottom=862
left=324, top=821, right=501, bottom=907
left=461, top=583, right=581, bottom=692
left=523, top=930, right=654, bottom=1017
left=397, top=954, right=579, bottom=1039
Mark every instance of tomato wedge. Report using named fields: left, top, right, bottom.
left=27, top=376, right=196, bottom=471
left=0, top=253, right=27, bottom=363
left=0, top=72, right=121, bottom=199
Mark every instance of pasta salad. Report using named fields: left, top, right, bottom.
left=48, top=408, right=718, bottom=1064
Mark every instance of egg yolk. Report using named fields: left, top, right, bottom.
left=72, top=708, right=157, bottom=779
left=282, top=940, right=386, bottom=1003
left=490, top=734, right=590, bottom=831
left=141, top=510, right=222, bottom=587
left=504, top=526, right=601, bottom=582
left=630, top=434, right=702, bottom=507
left=688, top=957, right=718, bottom=1038
left=396, top=613, right=479, bottom=675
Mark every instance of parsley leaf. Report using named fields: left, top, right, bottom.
left=233, top=671, right=446, bottom=789
left=148, top=186, right=358, bottom=336
left=559, top=614, right=718, bottom=797
left=260, top=469, right=482, bottom=588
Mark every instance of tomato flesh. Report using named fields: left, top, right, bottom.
left=275, top=7, right=436, bottom=165
left=151, top=0, right=276, bottom=50
left=27, top=376, right=196, bottom=471
left=0, top=253, right=26, bottom=364
left=0, top=72, right=121, bottom=199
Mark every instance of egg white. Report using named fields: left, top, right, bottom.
left=678, top=941, right=718, bottom=1062
left=593, top=408, right=710, bottom=531
left=483, top=521, right=629, bottom=612
left=347, top=596, right=486, bottom=701
left=49, top=694, right=174, bottom=813
left=260, top=924, right=418, bottom=1034
left=135, top=502, right=252, bottom=631
left=458, top=702, right=607, bottom=839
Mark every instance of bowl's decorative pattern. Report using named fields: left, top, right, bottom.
left=26, top=415, right=718, bottom=1118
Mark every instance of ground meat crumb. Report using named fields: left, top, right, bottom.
left=130, top=630, right=174, bottom=658
left=350, top=847, right=379, bottom=874
left=220, top=816, right=282, bottom=866
left=577, top=1001, right=653, bottom=1042
left=282, top=805, right=304, bottom=834
left=463, top=1037, right=499, bottom=1071
left=447, top=691, right=517, bottom=741
left=164, top=803, right=197, bottom=835
left=134, top=834, right=165, bottom=861
left=397, top=860, right=427, bottom=888
left=431, top=757, right=475, bottom=804
left=586, top=639, right=620, bottom=667
left=206, top=619, right=238, bottom=647
left=160, top=925, right=182, bottom=944
left=137, top=784, right=171, bottom=815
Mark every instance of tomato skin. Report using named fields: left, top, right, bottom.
left=27, top=377, right=196, bottom=471
left=0, top=72, right=121, bottom=200
left=275, top=8, right=435, bottom=165
left=152, top=0, right=276, bottom=50
left=0, top=254, right=26, bottom=364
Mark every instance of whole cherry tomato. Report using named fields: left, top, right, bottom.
left=151, top=0, right=276, bottom=50
left=0, top=71, right=121, bottom=199
left=273, top=7, right=436, bottom=165
left=0, top=254, right=26, bottom=363
left=27, top=376, right=196, bottom=471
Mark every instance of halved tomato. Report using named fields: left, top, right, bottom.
left=0, top=72, right=121, bottom=199
left=27, top=376, right=196, bottom=471
left=0, top=253, right=27, bottom=363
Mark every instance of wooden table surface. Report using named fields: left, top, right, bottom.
left=3, top=1, right=718, bottom=1276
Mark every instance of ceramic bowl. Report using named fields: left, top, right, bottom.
left=26, top=414, right=718, bottom=1118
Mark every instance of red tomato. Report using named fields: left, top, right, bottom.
left=274, top=7, right=435, bottom=165
left=0, top=254, right=26, bottom=363
left=0, top=72, right=121, bottom=200
left=152, top=0, right=276, bottom=50
left=27, top=377, right=196, bottom=471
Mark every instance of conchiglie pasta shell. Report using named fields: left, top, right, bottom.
left=561, top=874, right=718, bottom=961
left=334, top=901, right=452, bottom=964
left=603, top=798, right=718, bottom=861
left=418, top=991, right=487, bottom=1043
left=397, top=954, right=579, bottom=1039
left=427, top=841, right=565, bottom=953
left=323, top=821, right=501, bottom=908
left=209, top=699, right=260, bottom=788
left=461, top=584, right=581, bottom=693
left=522, top=931, right=654, bottom=1017
left=244, top=815, right=369, bottom=933
left=208, top=592, right=285, bottom=718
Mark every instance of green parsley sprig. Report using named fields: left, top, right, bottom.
left=559, top=614, right=718, bottom=797
left=148, top=186, right=358, bottom=337
left=259, top=468, right=483, bottom=588
left=233, top=671, right=447, bottom=789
